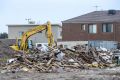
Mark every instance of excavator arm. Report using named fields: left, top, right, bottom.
left=11, top=21, right=54, bottom=51
left=20, top=25, right=46, bottom=50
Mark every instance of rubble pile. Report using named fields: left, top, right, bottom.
left=0, top=41, right=15, bottom=57
left=64, top=45, right=113, bottom=67
left=0, top=40, right=19, bottom=65
left=1, top=45, right=114, bottom=73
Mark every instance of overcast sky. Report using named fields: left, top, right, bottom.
left=0, top=0, right=120, bottom=33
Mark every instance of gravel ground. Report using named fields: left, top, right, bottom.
left=0, top=67, right=120, bottom=80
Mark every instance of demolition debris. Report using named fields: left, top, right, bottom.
left=0, top=44, right=116, bottom=73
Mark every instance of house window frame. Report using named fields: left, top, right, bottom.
left=102, top=23, right=113, bottom=32
left=88, top=24, right=97, bottom=34
left=81, top=24, right=86, bottom=31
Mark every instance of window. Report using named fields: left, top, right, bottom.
left=88, top=24, right=97, bottom=33
left=81, top=24, right=85, bottom=30
left=19, top=31, right=24, bottom=37
left=60, top=31, right=62, bottom=36
left=64, top=45, right=68, bottom=48
left=102, top=23, right=113, bottom=32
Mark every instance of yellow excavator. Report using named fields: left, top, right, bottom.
left=10, top=21, right=54, bottom=51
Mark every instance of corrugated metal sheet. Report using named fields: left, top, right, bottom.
left=88, top=40, right=117, bottom=49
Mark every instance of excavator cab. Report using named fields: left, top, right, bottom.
left=10, top=38, right=33, bottom=51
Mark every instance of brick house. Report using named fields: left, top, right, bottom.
left=62, top=10, right=120, bottom=49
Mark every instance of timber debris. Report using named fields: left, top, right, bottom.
left=0, top=44, right=115, bottom=73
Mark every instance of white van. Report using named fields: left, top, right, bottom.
left=36, top=43, right=48, bottom=52
left=36, top=43, right=48, bottom=48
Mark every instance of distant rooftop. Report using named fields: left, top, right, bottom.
left=7, top=23, right=61, bottom=27
left=62, top=10, right=120, bottom=23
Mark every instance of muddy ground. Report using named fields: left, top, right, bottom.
left=0, top=67, right=120, bottom=80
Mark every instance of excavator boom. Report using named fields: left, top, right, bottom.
left=11, top=21, right=54, bottom=51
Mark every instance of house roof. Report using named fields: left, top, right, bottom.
left=62, top=10, right=120, bottom=23
left=7, top=23, right=61, bottom=27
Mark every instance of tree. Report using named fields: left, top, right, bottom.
left=0, top=32, right=8, bottom=39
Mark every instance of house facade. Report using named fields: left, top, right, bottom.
left=7, top=23, right=62, bottom=46
left=62, top=10, right=120, bottom=49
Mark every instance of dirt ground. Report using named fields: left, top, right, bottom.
left=0, top=67, right=120, bottom=80
left=0, top=40, right=120, bottom=80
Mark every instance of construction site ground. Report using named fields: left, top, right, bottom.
left=1, top=40, right=120, bottom=80
left=0, top=67, right=120, bottom=80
